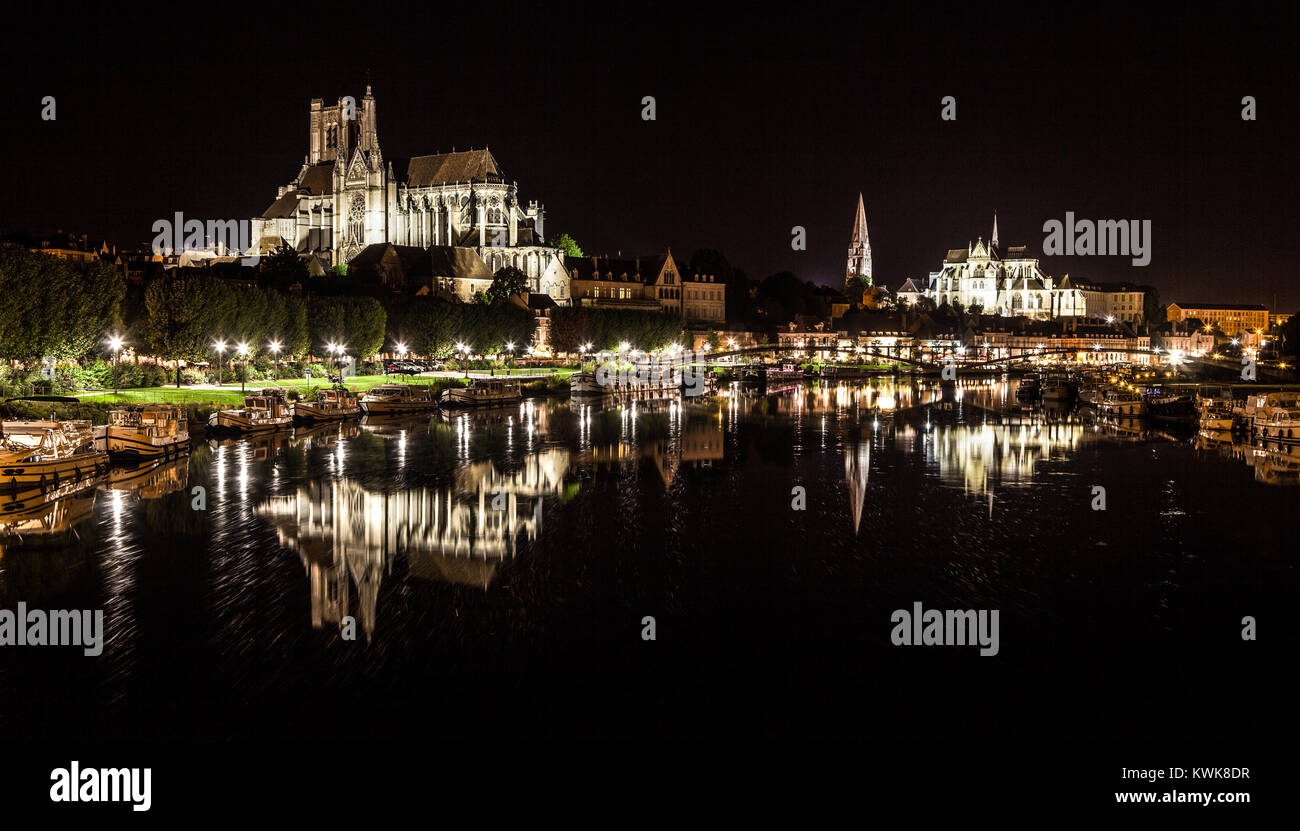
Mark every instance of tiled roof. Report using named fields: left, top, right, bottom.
left=427, top=246, right=493, bottom=280
left=567, top=254, right=667, bottom=283
left=1172, top=302, right=1267, bottom=311
left=405, top=150, right=502, bottom=187
left=298, top=163, right=334, bottom=195
left=261, top=192, right=299, bottom=219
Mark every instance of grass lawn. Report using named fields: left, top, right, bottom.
left=56, top=370, right=575, bottom=414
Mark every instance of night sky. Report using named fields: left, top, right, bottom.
left=3, top=6, right=1295, bottom=308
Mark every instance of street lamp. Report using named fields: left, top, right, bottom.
left=455, top=341, right=470, bottom=377
left=107, top=334, right=125, bottom=395
left=269, top=340, right=281, bottom=382
left=236, top=342, right=250, bottom=393
left=331, top=343, right=348, bottom=381
left=213, top=340, right=227, bottom=387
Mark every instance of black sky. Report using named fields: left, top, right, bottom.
left=2, top=5, right=1296, bottom=308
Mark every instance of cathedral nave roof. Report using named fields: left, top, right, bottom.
left=404, top=149, right=503, bottom=187
left=261, top=192, right=300, bottom=219
left=298, top=163, right=335, bottom=195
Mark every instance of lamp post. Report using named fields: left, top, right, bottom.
left=236, top=342, right=250, bottom=393
left=269, top=340, right=282, bottom=383
left=334, top=343, right=348, bottom=382
left=213, top=340, right=227, bottom=387
left=107, top=334, right=125, bottom=395
left=455, top=341, right=470, bottom=377
left=394, top=342, right=408, bottom=381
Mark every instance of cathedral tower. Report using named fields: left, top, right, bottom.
left=846, top=193, right=872, bottom=287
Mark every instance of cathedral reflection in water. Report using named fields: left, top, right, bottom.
left=255, top=448, right=570, bottom=639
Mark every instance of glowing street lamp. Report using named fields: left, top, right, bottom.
left=455, top=341, right=471, bottom=377
left=106, top=334, right=125, bottom=394
left=236, top=342, right=250, bottom=393
left=269, top=340, right=282, bottom=382
left=213, top=339, right=227, bottom=386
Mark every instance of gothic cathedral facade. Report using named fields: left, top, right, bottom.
left=252, top=87, right=569, bottom=300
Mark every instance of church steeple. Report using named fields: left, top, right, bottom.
left=991, top=211, right=999, bottom=248
left=846, top=192, right=872, bottom=287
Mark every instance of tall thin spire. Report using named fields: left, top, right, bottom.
left=846, top=193, right=872, bottom=287
left=991, top=211, right=999, bottom=248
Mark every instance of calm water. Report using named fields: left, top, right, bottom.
left=1, top=379, right=1296, bottom=739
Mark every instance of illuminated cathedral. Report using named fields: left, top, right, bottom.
left=251, top=87, right=569, bottom=300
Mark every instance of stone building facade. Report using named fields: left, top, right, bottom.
left=252, top=87, right=568, bottom=301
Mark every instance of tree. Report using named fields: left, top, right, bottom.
left=550, top=307, right=683, bottom=354
left=705, top=330, right=722, bottom=352
left=486, top=266, right=529, bottom=304
left=845, top=274, right=871, bottom=298
left=260, top=241, right=308, bottom=292
left=308, top=296, right=386, bottom=358
left=550, top=233, right=583, bottom=259
left=0, top=247, right=124, bottom=361
left=144, top=270, right=235, bottom=363
left=1277, top=312, right=1300, bottom=357
left=386, top=297, right=534, bottom=358
left=1138, top=284, right=1161, bottom=323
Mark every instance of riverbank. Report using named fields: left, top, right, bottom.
left=2, top=372, right=574, bottom=429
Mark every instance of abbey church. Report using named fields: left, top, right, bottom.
left=251, top=87, right=569, bottom=301
left=892, top=214, right=1087, bottom=320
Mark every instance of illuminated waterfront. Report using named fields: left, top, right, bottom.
left=0, top=379, right=1294, bottom=739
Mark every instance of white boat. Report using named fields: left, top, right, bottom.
left=207, top=389, right=293, bottom=433
left=569, top=371, right=604, bottom=395
left=1099, top=389, right=1148, bottom=418
left=94, top=404, right=190, bottom=460
left=1196, top=386, right=1237, bottom=433
left=1257, top=407, right=1300, bottom=445
left=441, top=378, right=523, bottom=407
left=294, top=387, right=360, bottom=421
left=1244, top=391, right=1300, bottom=433
left=358, top=383, right=437, bottom=415
left=0, top=419, right=110, bottom=489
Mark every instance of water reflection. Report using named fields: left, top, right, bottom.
left=254, top=448, right=570, bottom=640
left=575, top=418, right=724, bottom=488
left=2, top=378, right=1295, bottom=614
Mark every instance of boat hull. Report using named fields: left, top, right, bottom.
left=440, top=390, right=522, bottom=407
left=358, top=400, right=435, bottom=415
left=1258, top=425, right=1300, bottom=444
left=104, top=428, right=190, bottom=460
left=208, top=412, right=293, bottom=433
left=1100, top=400, right=1148, bottom=418
left=0, top=451, right=111, bottom=490
left=293, top=403, right=360, bottom=422
left=1149, top=396, right=1197, bottom=422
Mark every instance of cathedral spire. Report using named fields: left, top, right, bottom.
left=846, top=192, right=872, bottom=288
left=992, top=211, right=999, bottom=248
